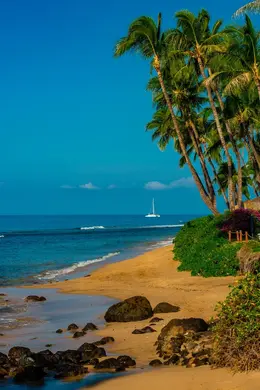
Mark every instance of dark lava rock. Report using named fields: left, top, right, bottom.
left=25, top=295, right=46, bottom=302
left=153, top=302, right=180, bottom=314
left=115, top=366, right=125, bottom=372
left=132, top=326, right=156, bottom=334
left=13, top=366, right=45, bottom=383
left=54, top=363, right=88, bottom=379
left=55, top=350, right=82, bottom=365
left=32, top=350, right=58, bottom=369
left=67, top=323, right=79, bottom=331
left=149, top=359, right=162, bottom=367
left=73, top=331, right=86, bottom=339
left=0, top=333, right=4, bottom=336
left=0, top=293, right=7, bottom=297
left=94, top=358, right=121, bottom=370
left=8, top=346, right=32, bottom=366
left=150, top=317, right=164, bottom=323
left=88, top=358, right=99, bottom=366
left=117, top=355, right=136, bottom=368
left=164, top=354, right=180, bottom=366
left=156, top=318, right=208, bottom=360
left=56, top=329, right=63, bottom=334
left=104, top=296, right=153, bottom=323
left=0, top=352, right=10, bottom=368
left=78, top=343, right=106, bottom=360
left=94, top=337, right=115, bottom=346
left=82, top=323, right=98, bottom=331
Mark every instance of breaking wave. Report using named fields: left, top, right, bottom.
left=37, top=252, right=120, bottom=280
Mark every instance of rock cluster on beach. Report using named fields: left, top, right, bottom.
left=0, top=339, right=136, bottom=384
left=154, top=318, right=213, bottom=368
left=104, top=296, right=153, bottom=322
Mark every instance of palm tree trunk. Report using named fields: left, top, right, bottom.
left=197, top=54, right=235, bottom=210
left=188, top=121, right=216, bottom=207
left=153, top=56, right=219, bottom=215
left=208, top=157, right=230, bottom=209
left=212, top=85, right=243, bottom=208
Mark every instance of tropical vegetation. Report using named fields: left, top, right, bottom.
left=114, top=10, right=260, bottom=215
left=234, top=1, right=260, bottom=17
left=174, top=214, right=242, bottom=277
left=213, top=272, right=260, bottom=371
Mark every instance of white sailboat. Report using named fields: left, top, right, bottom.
left=145, top=198, right=160, bottom=218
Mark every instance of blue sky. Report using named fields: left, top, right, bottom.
left=0, top=0, right=256, bottom=214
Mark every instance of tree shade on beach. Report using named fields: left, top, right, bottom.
left=114, top=9, right=260, bottom=214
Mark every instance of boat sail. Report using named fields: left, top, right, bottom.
left=145, top=198, right=160, bottom=218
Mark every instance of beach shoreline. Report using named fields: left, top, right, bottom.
left=3, top=245, right=260, bottom=389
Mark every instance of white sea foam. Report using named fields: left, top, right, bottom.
left=143, top=224, right=184, bottom=229
left=80, top=226, right=105, bottom=230
left=150, top=238, right=173, bottom=248
left=37, top=252, right=120, bottom=280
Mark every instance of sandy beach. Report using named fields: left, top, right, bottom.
left=18, top=245, right=258, bottom=388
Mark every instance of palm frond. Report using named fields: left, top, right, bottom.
left=233, top=1, right=260, bottom=18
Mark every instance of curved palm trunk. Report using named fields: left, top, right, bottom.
left=212, top=84, right=243, bottom=208
left=188, top=121, right=216, bottom=207
left=153, top=56, right=219, bottom=215
left=208, top=157, right=230, bottom=209
left=197, top=54, right=235, bottom=210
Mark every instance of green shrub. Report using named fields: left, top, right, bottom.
left=175, top=215, right=241, bottom=277
left=212, top=273, right=260, bottom=371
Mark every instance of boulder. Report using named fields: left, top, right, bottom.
left=25, top=296, right=46, bottom=302
left=55, top=350, right=82, bottom=365
left=88, top=358, right=99, bottom=366
left=94, top=337, right=115, bottom=346
left=164, top=354, right=180, bottom=366
left=67, top=323, right=79, bottom=331
left=117, top=355, right=136, bottom=367
left=153, top=302, right=180, bottom=314
left=8, top=347, right=32, bottom=366
left=56, top=329, right=63, bottom=334
left=149, top=359, right=162, bottom=367
left=132, top=326, right=156, bottom=334
left=156, top=318, right=208, bottom=359
left=13, top=366, right=45, bottom=383
left=54, top=363, right=88, bottom=379
left=150, top=317, right=163, bottom=323
left=82, top=323, right=98, bottom=331
left=104, top=296, right=153, bottom=322
left=73, top=331, right=86, bottom=339
left=237, top=244, right=260, bottom=274
left=78, top=343, right=106, bottom=360
left=0, top=352, right=10, bottom=368
left=94, top=358, right=121, bottom=370
left=32, top=350, right=58, bottom=369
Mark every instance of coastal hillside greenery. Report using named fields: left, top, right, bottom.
left=115, top=8, right=260, bottom=214
left=174, top=215, right=242, bottom=277
left=212, top=272, right=260, bottom=371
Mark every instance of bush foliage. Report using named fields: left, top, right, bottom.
left=212, top=273, right=260, bottom=371
left=174, top=215, right=241, bottom=277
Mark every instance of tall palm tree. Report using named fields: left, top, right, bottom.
left=114, top=13, right=219, bottom=214
left=170, top=9, right=236, bottom=210
left=234, top=1, right=260, bottom=17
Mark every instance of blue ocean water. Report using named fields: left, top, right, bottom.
left=0, top=215, right=194, bottom=286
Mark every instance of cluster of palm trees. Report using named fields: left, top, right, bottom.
left=114, top=9, right=260, bottom=215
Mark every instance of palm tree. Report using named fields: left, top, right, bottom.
left=234, top=1, right=260, bottom=17
left=170, top=9, right=236, bottom=210
left=114, top=13, right=219, bottom=214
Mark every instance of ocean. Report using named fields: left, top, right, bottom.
left=0, top=214, right=194, bottom=287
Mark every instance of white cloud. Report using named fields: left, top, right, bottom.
left=144, top=181, right=169, bottom=190
left=60, top=185, right=75, bottom=189
left=144, top=177, right=194, bottom=190
left=79, top=182, right=99, bottom=190
left=107, top=184, right=117, bottom=189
